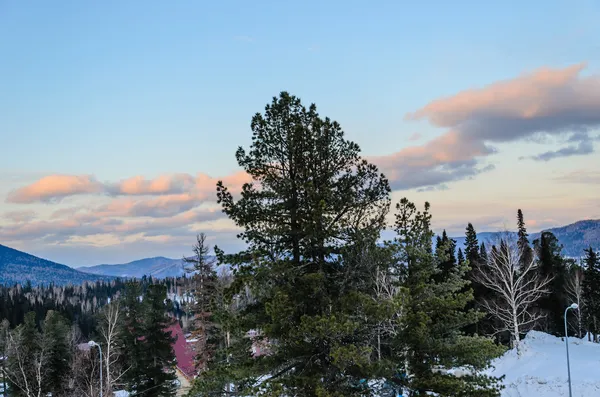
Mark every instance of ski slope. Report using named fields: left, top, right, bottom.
left=488, top=331, right=600, bottom=397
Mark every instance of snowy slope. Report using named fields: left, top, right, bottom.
left=488, top=331, right=600, bottom=397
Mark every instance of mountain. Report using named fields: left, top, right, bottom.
left=78, top=255, right=228, bottom=279
left=450, top=219, right=600, bottom=258
left=0, top=244, right=113, bottom=286
left=79, top=257, right=189, bottom=279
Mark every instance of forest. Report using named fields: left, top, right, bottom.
left=1, top=92, right=599, bottom=397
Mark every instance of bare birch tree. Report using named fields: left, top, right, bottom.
left=4, top=328, right=49, bottom=397
left=475, top=234, right=552, bottom=353
left=565, top=262, right=585, bottom=338
left=98, top=300, right=129, bottom=393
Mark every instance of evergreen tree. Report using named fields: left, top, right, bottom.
left=120, top=281, right=149, bottom=394
left=457, top=248, right=465, bottom=266
left=463, top=224, right=490, bottom=336
left=434, top=230, right=457, bottom=282
left=387, top=199, right=503, bottom=396
left=183, top=233, right=219, bottom=371
left=142, top=284, right=177, bottom=397
left=205, top=92, right=391, bottom=396
left=42, top=310, right=72, bottom=394
left=582, top=247, right=600, bottom=342
left=479, top=243, right=489, bottom=265
left=465, top=224, right=480, bottom=265
left=516, top=209, right=534, bottom=267
left=533, top=231, right=566, bottom=335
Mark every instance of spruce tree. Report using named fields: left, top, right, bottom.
left=582, top=247, right=600, bottom=342
left=463, top=224, right=490, bottom=336
left=457, top=248, right=465, bottom=266
left=42, top=310, right=72, bottom=394
left=533, top=231, right=566, bottom=335
left=142, top=284, right=177, bottom=397
left=120, top=281, right=150, bottom=394
left=206, top=92, right=391, bottom=396
left=434, top=230, right=457, bottom=282
left=387, top=199, right=503, bottom=397
left=516, top=209, right=534, bottom=266
left=479, top=243, right=488, bottom=265
left=183, top=233, right=219, bottom=371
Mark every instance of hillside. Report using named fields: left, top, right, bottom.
left=451, top=219, right=600, bottom=258
left=487, top=331, right=600, bottom=396
left=78, top=255, right=227, bottom=279
left=0, top=244, right=112, bottom=286
left=78, top=256, right=187, bottom=278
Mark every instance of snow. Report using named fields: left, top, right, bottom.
left=487, top=331, right=600, bottom=397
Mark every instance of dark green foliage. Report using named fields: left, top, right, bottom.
left=463, top=224, right=492, bottom=336
left=143, top=284, right=178, bottom=396
left=516, top=209, right=534, bottom=267
left=120, top=282, right=178, bottom=396
left=203, top=92, right=391, bottom=396
left=457, top=248, right=465, bottom=266
left=183, top=233, right=219, bottom=370
left=533, top=231, right=567, bottom=336
left=435, top=230, right=457, bottom=282
left=386, top=199, right=504, bottom=397
left=120, top=281, right=149, bottom=393
left=582, top=247, right=600, bottom=342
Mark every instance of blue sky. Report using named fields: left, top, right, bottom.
left=1, top=0, right=599, bottom=265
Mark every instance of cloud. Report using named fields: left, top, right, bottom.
left=554, top=170, right=600, bottom=184
left=0, top=207, right=225, bottom=245
left=2, top=210, right=37, bottom=223
left=7, top=175, right=103, bottom=203
left=377, top=63, right=600, bottom=189
left=530, top=137, right=594, bottom=161
left=7, top=172, right=251, bottom=204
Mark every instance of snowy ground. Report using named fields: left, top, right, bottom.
left=488, top=331, right=600, bottom=397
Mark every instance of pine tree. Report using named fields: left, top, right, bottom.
left=206, top=92, right=391, bottom=396
left=434, top=230, right=457, bottom=282
left=42, top=310, right=72, bottom=394
left=479, top=243, right=489, bottom=264
left=142, top=284, right=177, bottom=397
left=388, top=199, right=503, bottom=396
left=463, top=224, right=490, bottom=336
left=533, top=231, right=566, bottom=336
left=582, top=247, right=600, bottom=342
left=457, top=248, right=465, bottom=266
left=516, top=209, right=534, bottom=267
left=120, top=281, right=149, bottom=394
left=183, top=233, right=218, bottom=371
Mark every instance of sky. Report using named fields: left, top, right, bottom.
left=1, top=0, right=600, bottom=266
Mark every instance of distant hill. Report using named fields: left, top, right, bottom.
left=0, top=244, right=113, bottom=286
left=78, top=255, right=228, bottom=279
left=451, top=219, right=600, bottom=258
left=78, top=257, right=188, bottom=279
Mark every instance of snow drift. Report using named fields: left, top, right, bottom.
left=488, top=331, right=600, bottom=397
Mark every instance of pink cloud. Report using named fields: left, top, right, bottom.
left=6, top=175, right=103, bottom=203
left=109, top=174, right=196, bottom=195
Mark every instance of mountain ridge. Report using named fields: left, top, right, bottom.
left=0, top=243, right=113, bottom=286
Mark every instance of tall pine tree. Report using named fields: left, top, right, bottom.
left=533, top=231, right=566, bottom=336
left=206, top=92, right=391, bottom=396
left=142, top=284, right=178, bottom=397
left=516, top=209, right=534, bottom=267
